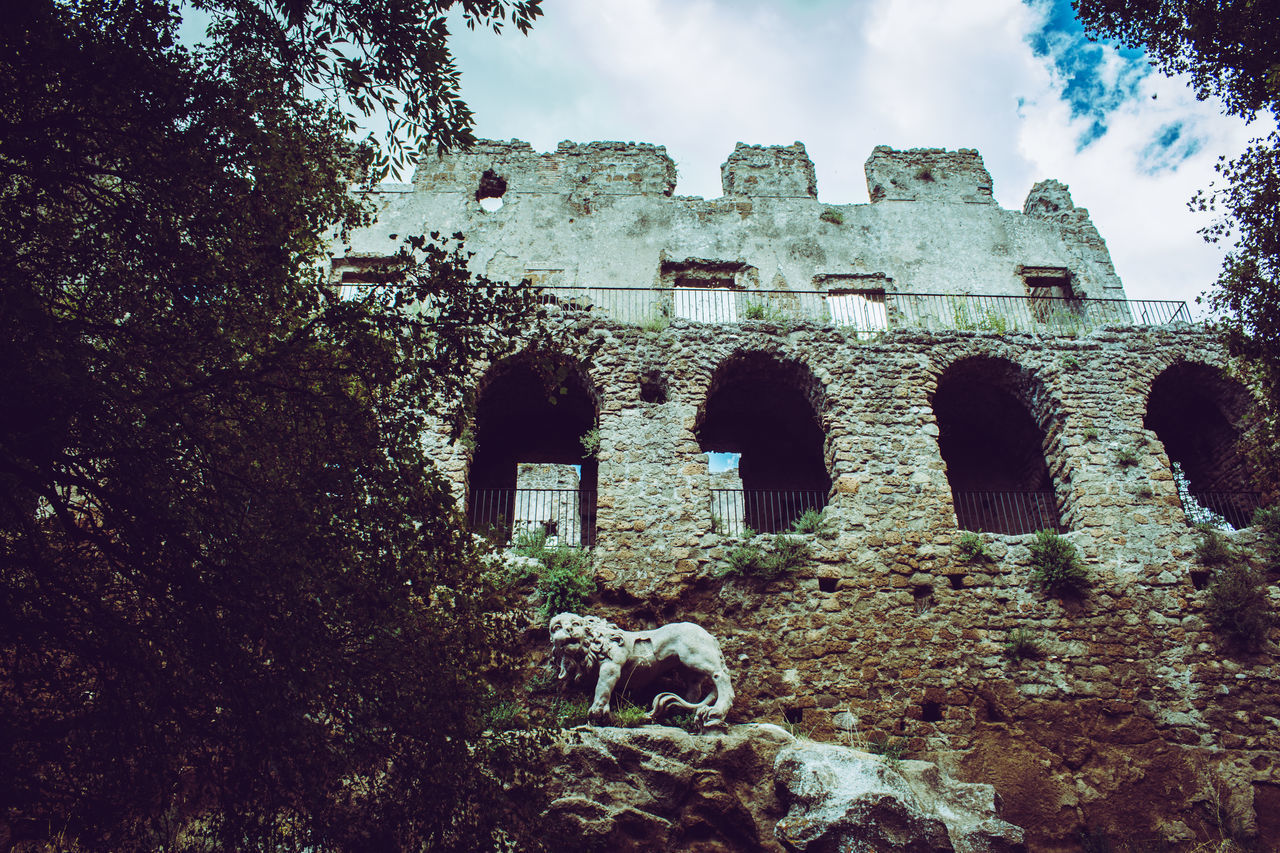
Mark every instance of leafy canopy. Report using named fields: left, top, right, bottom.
left=1073, top=0, right=1280, bottom=491
left=0, top=1, right=558, bottom=851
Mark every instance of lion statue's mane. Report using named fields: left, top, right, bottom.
left=548, top=612, right=735, bottom=731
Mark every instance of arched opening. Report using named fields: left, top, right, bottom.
left=932, top=356, right=1062, bottom=534
left=467, top=355, right=597, bottom=546
left=1145, top=362, right=1258, bottom=527
left=697, top=352, right=829, bottom=534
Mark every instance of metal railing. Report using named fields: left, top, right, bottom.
left=530, top=286, right=1190, bottom=335
left=888, top=292, right=1191, bottom=335
left=1187, top=491, right=1262, bottom=530
left=467, top=488, right=597, bottom=548
left=952, top=490, right=1063, bottom=535
left=711, top=489, right=828, bottom=536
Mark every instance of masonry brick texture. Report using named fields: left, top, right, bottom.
left=345, top=141, right=1279, bottom=850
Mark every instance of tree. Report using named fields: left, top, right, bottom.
left=1072, top=0, right=1280, bottom=493
left=0, top=1, right=559, bottom=850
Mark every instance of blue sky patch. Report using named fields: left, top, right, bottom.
left=1138, top=122, right=1204, bottom=174
left=1023, top=0, right=1150, bottom=149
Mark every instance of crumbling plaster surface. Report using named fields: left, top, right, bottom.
left=342, top=140, right=1125, bottom=301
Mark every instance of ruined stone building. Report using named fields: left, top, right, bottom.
left=336, top=140, right=1277, bottom=850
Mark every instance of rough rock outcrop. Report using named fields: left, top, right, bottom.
left=775, top=740, right=1025, bottom=852
left=546, top=724, right=1024, bottom=852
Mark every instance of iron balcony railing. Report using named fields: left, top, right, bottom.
left=888, top=292, right=1191, bottom=334
left=529, top=286, right=1191, bottom=335
left=1186, top=491, right=1262, bottom=530
left=952, top=490, right=1063, bottom=536
left=467, top=488, right=597, bottom=548
left=711, top=488, right=828, bottom=536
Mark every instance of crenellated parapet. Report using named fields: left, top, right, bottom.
left=863, top=146, right=995, bottom=204
left=720, top=142, right=818, bottom=199
left=411, top=139, right=677, bottom=197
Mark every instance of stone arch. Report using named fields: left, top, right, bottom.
left=695, top=350, right=830, bottom=532
left=1144, top=360, right=1257, bottom=525
left=466, top=351, right=599, bottom=545
left=928, top=354, right=1066, bottom=534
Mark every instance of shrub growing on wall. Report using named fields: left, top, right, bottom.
left=1028, top=530, right=1090, bottom=595
left=1205, top=562, right=1275, bottom=650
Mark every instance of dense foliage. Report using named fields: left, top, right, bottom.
left=0, top=1, right=555, bottom=850
left=1073, top=0, right=1280, bottom=491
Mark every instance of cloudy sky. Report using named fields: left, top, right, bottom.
left=446, top=0, right=1268, bottom=310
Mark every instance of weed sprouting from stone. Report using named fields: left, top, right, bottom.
left=510, top=527, right=596, bottom=616
left=956, top=531, right=988, bottom=562
left=1028, top=529, right=1089, bottom=596
left=1205, top=560, right=1275, bottom=650
left=789, top=508, right=828, bottom=535
left=609, top=699, right=650, bottom=728
left=718, top=535, right=809, bottom=580
left=1116, top=447, right=1140, bottom=467
left=819, top=208, right=844, bottom=225
left=1004, top=627, right=1041, bottom=661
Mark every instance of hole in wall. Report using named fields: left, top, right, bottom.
left=1190, top=570, right=1210, bottom=590
left=477, top=168, right=507, bottom=212
left=921, top=701, right=943, bottom=723
left=783, top=707, right=804, bottom=725
left=818, top=577, right=838, bottom=593
left=947, top=574, right=965, bottom=590
left=639, top=371, right=668, bottom=404
left=912, top=584, right=934, bottom=614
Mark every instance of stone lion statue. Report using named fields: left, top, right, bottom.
left=548, top=612, right=735, bottom=730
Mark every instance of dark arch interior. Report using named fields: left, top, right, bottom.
left=467, top=359, right=597, bottom=543
left=1145, top=362, right=1255, bottom=525
left=933, top=360, right=1060, bottom=534
left=697, top=353, right=829, bottom=532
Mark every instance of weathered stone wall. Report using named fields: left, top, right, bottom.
left=863, top=145, right=995, bottom=204
left=342, top=140, right=1128, bottom=302
left=428, top=318, right=1278, bottom=851
left=345, top=139, right=1275, bottom=850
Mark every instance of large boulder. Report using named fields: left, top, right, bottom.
left=774, top=741, right=1025, bottom=852
left=546, top=723, right=792, bottom=852
left=545, top=724, right=1024, bottom=853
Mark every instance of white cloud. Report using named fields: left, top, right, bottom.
left=448, top=0, right=1257, bottom=307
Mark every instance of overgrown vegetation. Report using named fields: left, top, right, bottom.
left=551, top=699, right=592, bottom=728
left=956, top=531, right=989, bottom=562
left=743, top=300, right=790, bottom=322
left=1115, top=447, right=1140, bottom=467
left=0, top=1, right=553, bottom=848
left=819, top=208, right=845, bottom=225
left=1192, top=521, right=1277, bottom=649
left=1029, top=530, right=1090, bottom=596
left=718, top=535, right=811, bottom=580
left=1205, top=561, right=1275, bottom=651
left=1082, top=426, right=1100, bottom=442
left=511, top=529, right=596, bottom=616
left=579, top=427, right=601, bottom=456
left=789, top=508, right=830, bottom=536
left=1254, top=505, right=1280, bottom=573
left=608, top=699, right=650, bottom=728
left=1004, top=627, right=1042, bottom=661
left=1195, top=525, right=1237, bottom=566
